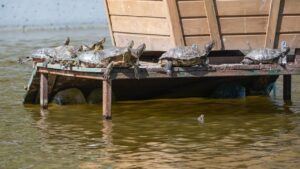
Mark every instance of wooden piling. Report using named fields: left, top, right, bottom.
left=103, top=79, right=112, bottom=120
left=283, top=75, right=291, bottom=102
left=40, top=73, right=48, bottom=109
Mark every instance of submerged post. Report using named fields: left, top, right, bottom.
left=103, top=79, right=112, bottom=120
left=283, top=75, right=292, bottom=102
left=40, top=73, right=48, bottom=109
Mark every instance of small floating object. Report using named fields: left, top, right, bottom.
left=197, top=114, right=204, bottom=124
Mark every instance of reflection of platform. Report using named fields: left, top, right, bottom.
left=23, top=50, right=300, bottom=119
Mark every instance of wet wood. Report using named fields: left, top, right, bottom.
left=40, top=73, right=48, bottom=109
left=103, top=79, right=112, bottom=120
left=283, top=75, right=292, bottom=101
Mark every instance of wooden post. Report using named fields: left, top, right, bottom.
left=40, top=73, right=48, bottom=109
left=265, top=0, right=281, bottom=48
left=165, top=0, right=185, bottom=47
left=204, top=0, right=223, bottom=50
left=283, top=75, right=291, bottom=102
left=103, top=79, right=112, bottom=120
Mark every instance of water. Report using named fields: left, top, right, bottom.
left=0, top=28, right=300, bottom=169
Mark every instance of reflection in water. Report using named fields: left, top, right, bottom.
left=0, top=29, right=300, bottom=168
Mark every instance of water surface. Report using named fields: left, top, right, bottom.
left=0, top=28, right=300, bottom=169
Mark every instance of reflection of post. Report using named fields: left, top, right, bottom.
left=102, top=120, right=113, bottom=146
left=40, top=73, right=48, bottom=109
left=283, top=75, right=292, bottom=102
left=103, top=79, right=112, bottom=120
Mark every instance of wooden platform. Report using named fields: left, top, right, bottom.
left=23, top=50, right=300, bottom=119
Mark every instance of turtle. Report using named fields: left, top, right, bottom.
left=158, top=41, right=215, bottom=75
left=18, top=37, right=73, bottom=66
left=241, top=41, right=290, bottom=66
left=78, top=41, right=146, bottom=79
left=58, top=38, right=106, bottom=68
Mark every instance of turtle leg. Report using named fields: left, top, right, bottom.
left=104, top=62, right=114, bottom=80
left=133, top=63, right=140, bottom=79
left=164, top=60, right=173, bottom=76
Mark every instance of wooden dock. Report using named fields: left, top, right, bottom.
left=23, top=50, right=300, bottom=120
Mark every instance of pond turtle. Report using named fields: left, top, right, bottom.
left=18, top=37, right=74, bottom=66
left=78, top=41, right=146, bottom=79
left=158, top=41, right=214, bottom=75
left=58, top=38, right=106, bottom=68
left=241, top=41, right=290, bottom=65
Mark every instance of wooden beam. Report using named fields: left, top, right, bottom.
left=40, top=73, right=48, bottom=109
left=283, top=75, right=291, bottom=102
left=165, top=0, right=185, bottom=47
left=103, top=79, right=112, bottom=120
left=265, top=0, right=282, bottom=48
left=103, top=0, right=116, bottom=46
left=204, top=0, right=223, bottom=50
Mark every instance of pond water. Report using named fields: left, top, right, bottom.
left=0, top=28, right=300, bottom=169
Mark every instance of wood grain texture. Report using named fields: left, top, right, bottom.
left=104, top=0, right=116, bottom=46
left=165, top=0, right=185, bottom=46
left=40, top=73, right=48, bottom=109
left=204, top=0, right=223, bottom=50
left=103, top=79, right=112, bottom=120
left=265, top=0, right=281, bottom=48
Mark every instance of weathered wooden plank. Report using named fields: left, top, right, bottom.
left=110, top=16, right=170, bottom=35
left=220, top=17, right=268, bottom=34
left=178, top=1, right=206, bottom=17
left=222, top=35, right=266, bottom=50
left=114, top=33, right=173, bottom=51
left=165, top=0, right=185, bottom=46
left=265, top=0, right=281, bottom=48
left=40, top=73, right=48, bottom=109
left=104, top=0, right=115, bottom=46
left=280, top=16, right=300, bottom=33
left=182, top=18, right=210, bottom=35
left=215, top=0, right=271, bottom=16
left=282, top=0, right=300, bottom=15
left=204, top=0, right=223, bottom=49
left=103, top=80, right=112, bottom=120
left=184, top=36, right=212, bottom=46
left=107, top=0, right=166, bottom=17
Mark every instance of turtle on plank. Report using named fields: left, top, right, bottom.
left=78, top=41, right=146, bottom=79
left=18, top=37, right=74, bottom=66
left=241, top=41, right=290, bottom=66
left=158, top=41, right=215, bottom=75
left=59, top=38, right=106, bottom=68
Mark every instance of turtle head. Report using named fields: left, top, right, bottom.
left=280, top=41, right=290, bottom=55
left=132, top=43, right=146, bottom=59
left=78, top=44, right=91, bottom=52
left=126, top=40, right=134, bottom=49
left=64, top=37, right=70, bottom=46
left=91, top=37, right=106, bottom=51
left=205, top=41, right=215, bottom=54
left=192, top=44, right=199, bottom=51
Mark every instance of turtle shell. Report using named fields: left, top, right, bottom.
left=31, top=48, right=57, bottom=62
left=245, top=48, right=282, bottom=63
left=159, top=45, right=209, bottom=66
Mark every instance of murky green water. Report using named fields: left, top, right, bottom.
left=0, top=28, right=300, bottom=169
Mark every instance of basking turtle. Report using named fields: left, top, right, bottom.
left=78, top=41, right=146, bottom=79
left=158, top=41, right=214, bottom=75
left=18, top=37, right=73, bottom=65
left=241, top=41, right=290, bottom=65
